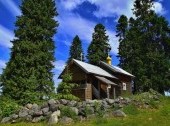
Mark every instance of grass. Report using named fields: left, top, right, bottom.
left=0, top=97, right=170, bottom=126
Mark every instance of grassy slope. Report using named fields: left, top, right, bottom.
left=0, top=97, right=170, bottom=126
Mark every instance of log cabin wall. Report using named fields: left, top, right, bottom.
left=72, top=89, right=85, bottom=101
left=115, top=73, right=133, bottom=96
left=69, top=63, right=87, bottom=82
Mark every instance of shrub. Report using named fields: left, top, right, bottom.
left=60, top=106, right=77, bottom=120
left=123, top=104, right=139, bottom=115
left=84, top=106, right=94, bottom=117
left=55, top=94, right=79, bottom=101
left=93, top=101, right=105, bottom=117
left=56, top=72, right=79, bottom=101
left=0, top=96, right=20, bottom=118
left=94, top=101, right=101, bottom=112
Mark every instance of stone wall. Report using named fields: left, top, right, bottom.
left=0, top=89, right=162, bottom=125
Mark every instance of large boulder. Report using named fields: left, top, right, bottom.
left=106, top=98, right=115, bottom=105
left=70, top=107, right=79, bottom=115
left=31, top=104, right=39, bottom=111
left=42, top=107, right=49, bottom=115
left=112, top=110, right=126, bottom=117
left=28, top=110, right=34, bottom=116
left=33, top=110, right=43, bottom=117
left=19, top=108, right=29, bottom=118
left=32, top=116, right=44, bottom=123
left=26, top=104, right=33, bottom=109
left=59, top=99, right=68, bottom=105
left=49, top=104, right=59, bottom=112
left=44, top=111, right=52, bottom=116
left=48, top=99, right=56, bottom=105
left=48, top=110, right=61, bottom=125
left=10, top=114, right=18, bottom=120
left=1, top=117, right=11, bottom=123
left=67, top=100, right=77, bottom=107
left=26, top=115, right=32, bottom=121
left=85, top=99, right=94, bottom=104
left=59, top=116, right=73, bottom=124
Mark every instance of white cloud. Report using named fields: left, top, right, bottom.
left=0, top=25, right=14, bottom=48
left=58, top=0, right=84, bottom=10
left=53, top=60, right=66, bottom=71
left=53, top=60, right=66, bottom=87
left=107, top=30, right=119, bottom=54
left=153, top=1, right=166, bottom=15
left=0, top=0, right=21, bottom=16
left=57, top=0, right=135, bottom=19
left=90, top=0, right=134, bottom=18
left=0, top=60, right=6, bottom=74
left=57, top=12, right=95, bottom=43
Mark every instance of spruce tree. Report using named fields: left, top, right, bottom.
left=0, top=0, right=58, bottom=104
left=116, top=15, right=128, bottom=67
left=87, top=23, right=111, bottom=65
left=116, top=0, right=170, bottom=94
left=67, top=35, right=84, bottom=63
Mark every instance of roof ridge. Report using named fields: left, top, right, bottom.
left=100, top=61, right=134, bottom=77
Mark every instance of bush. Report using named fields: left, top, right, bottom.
left=0, top=96, right=20, bottom=118
left=55, top=93, right=79, bottom=101
left=123, top=104, right=139, bottom=115
left=84, top=106, right=94, bottom=117
left=93, top=101, right=105, bottom=117
left=60, top=106, right=77, bottom=120
left=56, top=72, right=79, bottom=101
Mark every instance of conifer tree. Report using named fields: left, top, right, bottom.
left=0, top=0, right=58, bottom=104
left=67, top=35, right=84, bottom=63
left=116, top=0, right=170, bottom=94
left=56, top=72, right=79, bottom=101
left=87, top=24, right=111, bottom=65
left=116, top=15, right=128, bottom=67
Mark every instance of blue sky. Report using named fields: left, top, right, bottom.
left=0, top=0, right=170, bottom=87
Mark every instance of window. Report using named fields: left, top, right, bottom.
left=122, top=82, right=126, bottom=90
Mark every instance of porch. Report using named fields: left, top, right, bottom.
left=72, top=75, right=119, bottom=100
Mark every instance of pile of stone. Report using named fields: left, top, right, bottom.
left=0, top=98, right=128, bottom=124
left=1, top=89, right=162, bottom=124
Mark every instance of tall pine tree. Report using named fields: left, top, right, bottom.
left=0, top=0, right=58, bottom=104
left=116, top=0, right=170, bottom=94
left=116, top=15, right=128, bottom=67
left=87, top=23, right=111, bottom=65
left=67, top=35, right=84, bottom=63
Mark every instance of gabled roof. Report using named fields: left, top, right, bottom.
left=73, top=59, right=117, bottom=79
left=100, top=61, right=135, bottom=77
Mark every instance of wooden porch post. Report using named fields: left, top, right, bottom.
left=98, top=81, right=100, bottom=99
left=107, top=87, right=109, bottom=99
left=113, top=87, right=116, bottom=99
